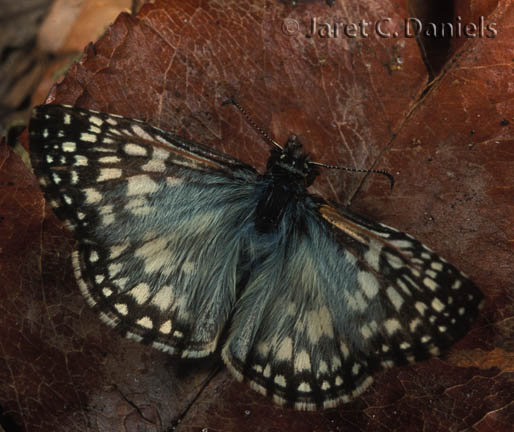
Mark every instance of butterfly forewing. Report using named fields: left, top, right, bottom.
left=29, top=105, right=258, bottom=358
left=29, top=104, right=483, bottom=410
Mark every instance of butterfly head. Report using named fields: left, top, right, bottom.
left=266, top=136, right=320, bottom=187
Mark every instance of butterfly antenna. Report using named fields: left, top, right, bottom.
left=310, top=161, right=395, bottom=190
left=223, top=98, right=283, bottom=150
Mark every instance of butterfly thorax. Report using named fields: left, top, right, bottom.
left=255, top=136, right=320, bottom=233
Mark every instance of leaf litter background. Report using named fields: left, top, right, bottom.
left=1, top=0, right=513, bottom=430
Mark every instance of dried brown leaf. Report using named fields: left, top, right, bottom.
left=2, top=0, right=513, bottom=430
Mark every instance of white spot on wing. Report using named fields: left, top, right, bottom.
left=390, top=239, right=413, bottom=249
left=359, top=271, right=379, bottom=299
left=415, top=302, right=428, bottom=315
left=142, top=159, right=166, bottom=172
left=344, top=249, right=357, bottom=266
left=108, top=263, right=122, bottom=278
left=294, top=350, right=311, bottom=372
left=386, top=286, right=404, bottom=311
left=127, top=175, right=158, bottom=196
left=384, top=318, right=402, bottom=335
left=397, top=278, right=411, bottom=296
left=344, top=290, right=367, bottom=312
left=361, top=324, right=373, bottom=339
left=124, top=143, right=147, bottom=156
left=298, top=382, right=311, bottom=392
left=385, top=252, right=403, bottom=269
left=137, top=316, right=153, bottom=329
left=352, top=363, right=361, bottom=375
left=81, top=133, right=97, bottom=143
left=409, top=318, right=422, bottom=332
left=159, top=320, right=171, bottom=334
left=132, top=124, right=154, bottom=141
left=113, top=278, right=128, bottom=289
left=110, top=243, right=129, bottom=259
left=62, top=141, right=76, bottom=152
left=75, top=155, right=88, bottom=166
left=153, top=147, right=170, bottom=159
left=275, top=337, right=293, bottom=361
left=426, top=269, right=437, bottom=279
left=166, top=177, right=183, bottom=187
left=274, top=375, right=286, bottom=387
left=263, top=364, right=271, bottom=378
left=340, top=343, right=349, bottom=359
left=423, top=277, right=438, bottom=291
left=99, top=156, right=121, bottom=164
left=306, top=306, right=334, bottom=343
left=129, top=283, right=151, bottom=304
left=90, top=115, right=103, bottom=126
left=98, top=168, right=122, bottom=181
left=84, top=188, right=102, bottom=203
left=364, top=241, right=382, bottom=271
left=431, top=297, right=445, bottom=312
left=151, top=285, right=174, bottom=310
left=431, top=261, right=443, bottom=271
left=115, top=303, right=128, bottom=315
left=135, top=236, right=174, bottom=276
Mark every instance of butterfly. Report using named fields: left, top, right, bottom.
left=28, top=103, right=483, bottom=410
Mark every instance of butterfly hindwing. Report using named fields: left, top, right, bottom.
left=29, top=104, right=258, bottom=357
left=222, top=200, right=483, bottom=410
left=222, top=201, right=374, bottom=410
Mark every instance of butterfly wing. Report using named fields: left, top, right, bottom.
left=29, top=104, right=258, bottom=358
left=222, top=199, right=483, bottom=410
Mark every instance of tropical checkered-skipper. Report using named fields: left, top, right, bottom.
left=29, top=104, right=483, bottom=410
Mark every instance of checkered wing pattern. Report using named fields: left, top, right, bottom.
left=29, top=104, right=483, bottom=410
left=29, top=104, right=258, bottom=358
left=222, top=201, right=483, bottom=409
